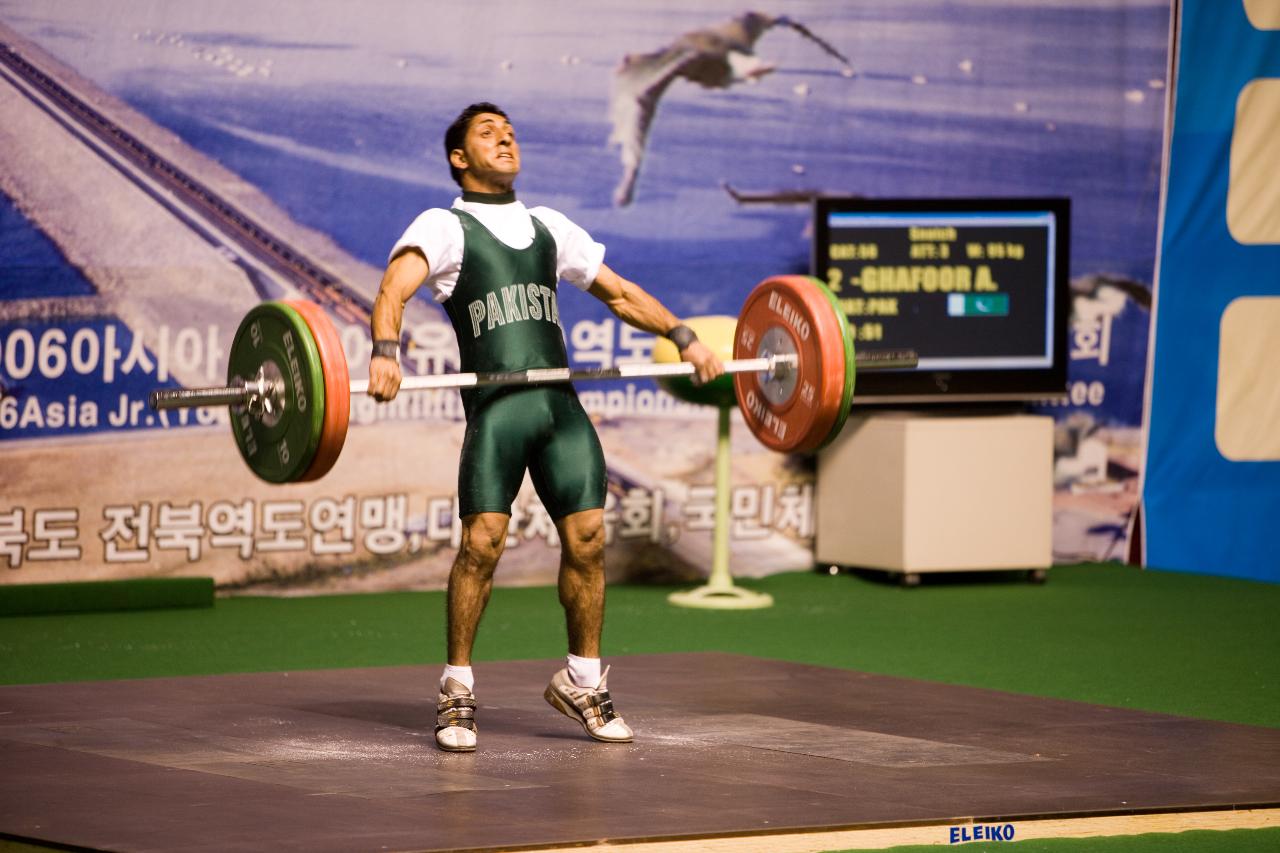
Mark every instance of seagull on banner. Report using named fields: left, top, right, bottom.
left=608, top=11, right=852, bottom=206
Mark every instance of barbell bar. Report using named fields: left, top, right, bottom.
left=150, top=354, right=805, bottom=412
left=146, top=275, right=918, bottom=482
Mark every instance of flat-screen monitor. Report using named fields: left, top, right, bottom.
left=812, top=196, right=1070, bottom=405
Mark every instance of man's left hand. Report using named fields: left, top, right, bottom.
left=681, top=340, right=725, bottom=386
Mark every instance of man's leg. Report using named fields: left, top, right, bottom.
left=436, top=511, right=509, bottom=753
left=555, top=508, right=606, bottom=658
left=543, top=508, right=633, bottom=742
left=526, top=390, right=627, bottom=740
left=447, top=511, right=511, bottom=665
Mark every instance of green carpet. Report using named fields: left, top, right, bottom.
left=0, top=577, right=213, bottom=616
left=1, top=562, right=1276, bottom=853
left=2, top=564, right=1275, bottom=727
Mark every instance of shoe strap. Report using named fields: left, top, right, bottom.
left=588, top=690, right=619, bottom=724
left=437, top=695, right=478, bottom=732
left=436, top=717, right=477, bottom=733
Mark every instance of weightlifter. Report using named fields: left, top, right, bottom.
left=367, top=102, right=723, bottom=751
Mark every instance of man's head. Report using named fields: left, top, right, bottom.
left=445, top=102, right=519, bottom=190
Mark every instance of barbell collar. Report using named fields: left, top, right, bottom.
left=149, top=371, right=274, bottom=411
left=149, top=385, right=244, bottom=411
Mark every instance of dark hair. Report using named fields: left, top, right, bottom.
left=444, top=102, right=509, bottom=186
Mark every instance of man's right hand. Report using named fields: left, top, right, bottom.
left=368, top=248, right=429, bottom=403
left=680, top=339, right=725, bottom=386
left=367, top=355, right=403, bottom=402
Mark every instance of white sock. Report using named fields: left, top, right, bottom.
left=440, top=664, right=474, bottom=692
left=567, top=654, right=601, bottom=688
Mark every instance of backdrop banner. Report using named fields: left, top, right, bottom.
left=1139, top=0, right=1280, bottom=583
left=0, top=1, right=1169, bottom=592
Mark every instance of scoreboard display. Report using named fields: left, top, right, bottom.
left=813, top=197, right=1071, bottom=404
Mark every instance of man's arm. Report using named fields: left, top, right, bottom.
left=368, top=248, right=429, bottom=401
left=587, top=262, right=724, bottom=384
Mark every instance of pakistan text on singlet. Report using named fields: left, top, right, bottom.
left=466, top=282, right=560, bottom=339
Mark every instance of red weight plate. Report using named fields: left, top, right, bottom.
left=284, top=299, right=350, bottom=481
left=733, top=275, right=848, bottom=453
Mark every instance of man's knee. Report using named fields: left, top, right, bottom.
left=560, top=511, right=605, bottom=568
left=457, top=513, right=509, bottom=575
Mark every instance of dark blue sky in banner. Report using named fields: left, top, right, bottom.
left=2, top=0, right=1169, bottom=320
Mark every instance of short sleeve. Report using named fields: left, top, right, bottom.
left=529, top=206, right=606, bottom=291
left=387, top=209, right=465, bottom=302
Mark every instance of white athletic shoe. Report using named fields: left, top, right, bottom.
left=435, top=677, right=478, bottom=752
left=543, top=666, right=634, bottom=743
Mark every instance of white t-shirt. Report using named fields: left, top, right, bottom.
left=388, top=196, right=606, bottom=303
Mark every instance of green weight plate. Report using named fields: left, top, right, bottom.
left=227, top=302, right=326, bottom=483
left=808, top=275, right=856, bottom=450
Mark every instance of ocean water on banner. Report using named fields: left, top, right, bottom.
left=0, top=193, right=95, bottom=300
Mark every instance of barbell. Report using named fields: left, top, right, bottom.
left=148, top=275, right=916, bottom=483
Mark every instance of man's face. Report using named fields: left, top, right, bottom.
left=455, top=112, right=520, bottom=185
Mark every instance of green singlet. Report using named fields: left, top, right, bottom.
left=443, top=207, right=606, bottom=519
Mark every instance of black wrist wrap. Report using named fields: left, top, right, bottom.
left=371, top=340, right=400, bottom=361
left=667, top=324, right=698, bottom=352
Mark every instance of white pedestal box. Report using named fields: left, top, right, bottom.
left=815, top=413, right=1053, bottom=581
